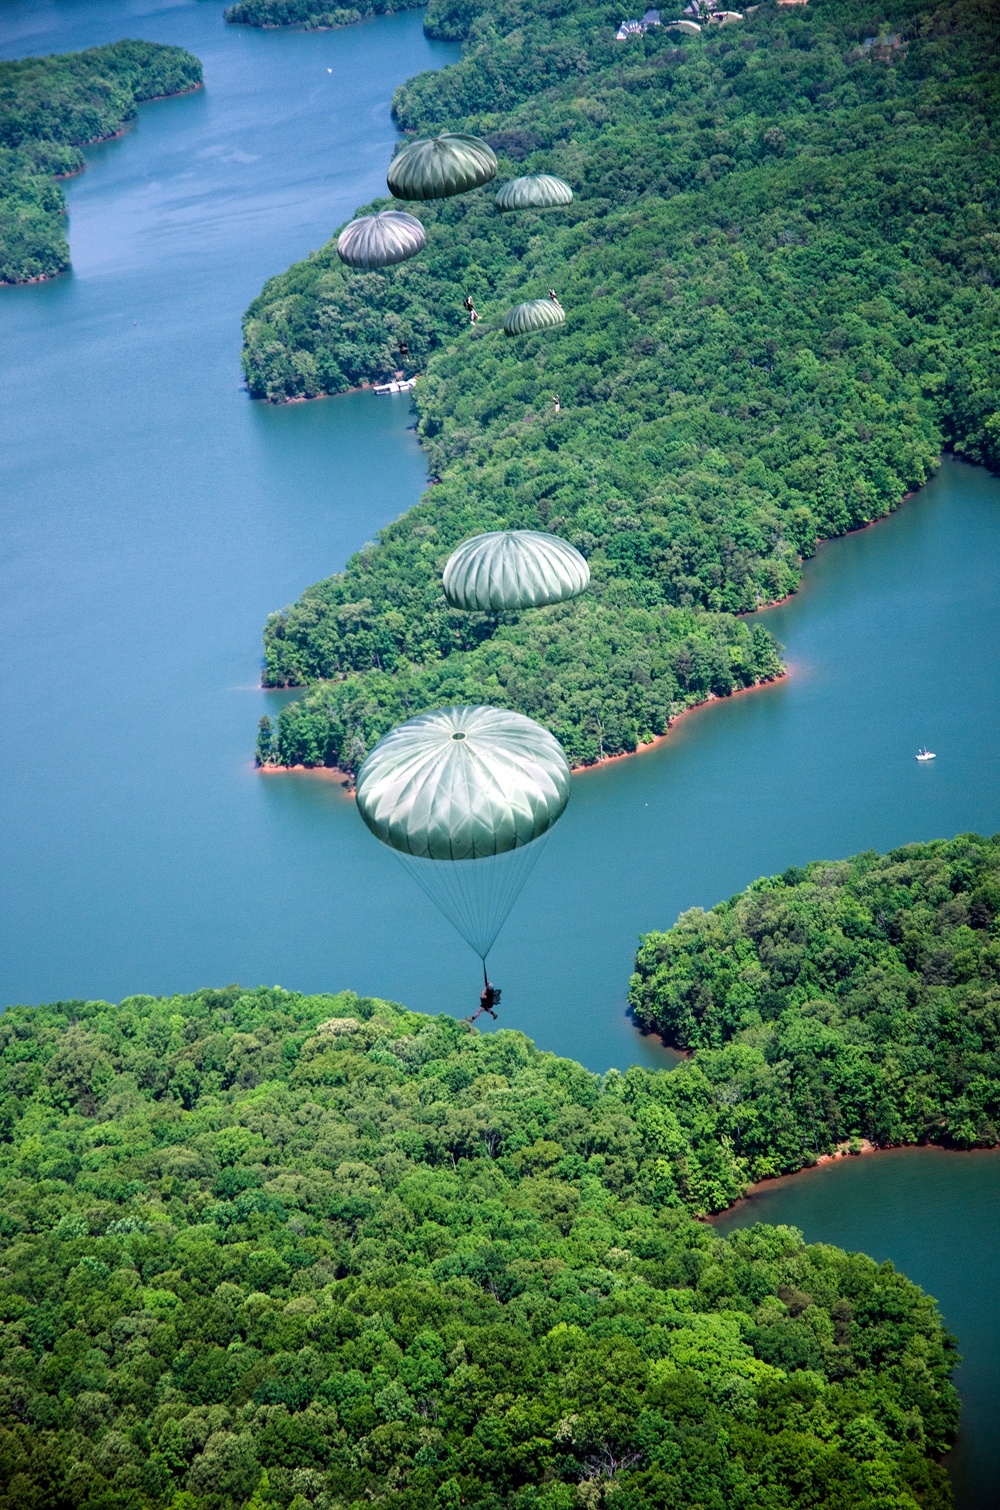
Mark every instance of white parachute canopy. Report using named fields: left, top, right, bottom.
left=443, top=530, right=590, bottom=612
left=355, top=705, right=571, bottom=960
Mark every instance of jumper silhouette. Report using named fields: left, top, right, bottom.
left=467, top=980, right=501, bottom=1022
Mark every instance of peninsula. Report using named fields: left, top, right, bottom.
left=225, top=0, right=426, bottom=30
left=248, top=0, right=998, bottom=775
left=0, top=983, right=959, bottom=1507
left=630, top=833, right=1000, bottom=1162
left=223, top=0, right=470, bottom=36
left=0, top=40, right=203, bottom=285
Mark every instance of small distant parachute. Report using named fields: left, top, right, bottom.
left=443, top=530, right=590, bottom=612
left=337, top=210, right=427, bottom=269
left=356, top=705, right=570, bottom=961
left=504, top=298, right=566, bottom=337
left=388, top=134, right=498, bottom=201
left=495, top=174, right=574, bottom=212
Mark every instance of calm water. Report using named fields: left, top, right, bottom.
left=2, top=3, right=999, bottom=1502
left=714, top=1150, right=1000, bottom=1510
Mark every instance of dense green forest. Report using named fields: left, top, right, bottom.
left=224, top=0, right=477, bottom=38
left=224, top=0, right=425, bottom=32
left=248, top=0, right=999, bottom=773
left=0, top=984, right=960, bottom=1509
left=0, top=41, right=202, bottom=284
left=631, top=833, right=1000, bottom=1157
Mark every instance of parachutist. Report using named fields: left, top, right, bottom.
left=467, top=981, right=501, bottom=1023
left=464, top=296, right=481, bottom=324
left=548, top=289, right=563, bottom=307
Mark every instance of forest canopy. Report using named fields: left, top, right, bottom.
left=223, top=0, right=479, bottom=37
left=223, top=0, right=426, bottom=31
left=0, top=983, right=959, bottom=1509
left=248, top=0, right=1000, bottom=774
left=0, top=40, right=202, bottom=284
left=630, top=833, right=1000, bottom=1158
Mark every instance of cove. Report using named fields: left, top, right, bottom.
left=713, top=1149, right=1000, bottom=1510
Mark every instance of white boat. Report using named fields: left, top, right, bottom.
left=373, top=376, right=417, bottom=395
left=916, top=747, right=936, bottom=761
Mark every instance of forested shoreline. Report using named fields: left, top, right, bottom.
left=247, top=0, right=999, bottom=775
left=224, top=0, right=425, bottom=33
left=0, top=980, right=961, bottom=1508
left=631, top=833, right=1000, bottom=1158
left=224, top=0, right=473, bottom=38
left=0, top=41, right=202, bottom=285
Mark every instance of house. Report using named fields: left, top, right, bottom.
left=642, top=8, right=662, bottom=22
left=862, top=31, right=904, bottom=54
left=615, top=18, right=644, bottom=37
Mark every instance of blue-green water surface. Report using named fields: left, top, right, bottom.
left=2, top=3, right=999, bottom=1503
left=714, top=1150, right=1000, bottom=1510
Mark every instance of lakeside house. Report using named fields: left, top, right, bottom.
left=863, top=30, right=904, bottom=48
left=615, top=0, right=741, bottom=39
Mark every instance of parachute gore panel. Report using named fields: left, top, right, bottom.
left=337, top=211, right=427, bottom=269
left=355, top=706, right=570, bottom=861
left=495, top=174, right=574, bottom=211
left=503, top=299, right=566, bottom=336
left=443, top=530, right=590, bottom=611
left=387, top=134, right=498, bottom=201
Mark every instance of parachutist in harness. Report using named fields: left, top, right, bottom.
left=464, top=295, right=481, bottom=324
left=548, top=289, right=563, bottom=308
left=397, top=339, right=409, bottom=358
left=467, top=970, right=501, bottom=1023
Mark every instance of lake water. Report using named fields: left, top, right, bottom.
left=2, top=3, right=999, bottom=1503
left=714, top=1150, right=1000, bottom=1510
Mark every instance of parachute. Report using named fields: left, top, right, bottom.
left=337, top=210, right=426, bottom=269
left=495, top=174, right=573, bottom=212
left=443, top=530, right=590, bottom=612
left=504, top=298, right=566, bottom=336
left=355, top=705, right=570, bottom=961
left=387, top=134, right=498, bottom=201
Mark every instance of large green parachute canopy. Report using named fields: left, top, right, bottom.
left=387, top=134, right=498, bottom=201
left=504, top=298, right=566, bottom=336
left=443, top=530, right=590, bottom=612
left=356, top=706, right=570, bottom=861
left=495, top=174, right=573, bottom=212
left=336, top=210, right=426, bottom=269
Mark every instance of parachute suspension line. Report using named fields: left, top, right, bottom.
left=390, top=832, right=553, bottom=962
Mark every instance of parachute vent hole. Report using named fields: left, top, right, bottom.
left=452, top=732, right=467, bottom=741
